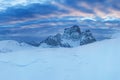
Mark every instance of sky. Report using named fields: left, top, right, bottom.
left=0, top=0, right=120, bottom=28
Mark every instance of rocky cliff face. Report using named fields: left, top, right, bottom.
left=62, top=25, right=81, bottom=40
left=40, top=25, right=96, bottom=48
left=80, top=30, right=96, bottom=45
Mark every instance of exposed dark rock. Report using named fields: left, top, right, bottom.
left=63, top=25, right=81, bottom=40
left=60, top=43, right=71, bottom=48
left=40, top=25, right=96, bottom=48
left=41, top=36, right=59, bottom=46
left=80, top=30, right=96, bottom=45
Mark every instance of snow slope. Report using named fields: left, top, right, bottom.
left=0, top=40, right=34, bottom=53
left=0, top=38, right=120, bottom=80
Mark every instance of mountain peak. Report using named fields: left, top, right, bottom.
left=40, top=25, right=96, bottom=48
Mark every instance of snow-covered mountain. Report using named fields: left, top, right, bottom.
left=0, top=40, right=34, bottom=53
left=40, top=25, right=96, bottom=48
left=0, top=32, right=120, bottom=80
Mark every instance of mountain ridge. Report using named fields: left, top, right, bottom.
left=40, top=25, right=96, bottom=48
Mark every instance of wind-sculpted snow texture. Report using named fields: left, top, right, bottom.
left=40, top=25, right=96, bottom=47
left=0, top=37, right=120, bottom=80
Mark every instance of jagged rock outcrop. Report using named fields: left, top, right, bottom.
left=80, top=30, right=96, bottom=45
left=40, top=34, right=61, bottom=47
left=40, top=33, right=71, bottom=48
left=63, top=25, right=81, bottom=40
left=40, top=25, right=96, bottom=48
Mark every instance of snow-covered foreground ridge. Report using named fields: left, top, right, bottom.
left=0, top=37, right=120, bottom=80
left=0, top=40, right=34, bottom=53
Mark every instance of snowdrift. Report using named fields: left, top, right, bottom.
left=0, top=38, right=120, bottom=80
left=0, top=40, right=34, bottom=53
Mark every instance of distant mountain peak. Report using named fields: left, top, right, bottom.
left=40, top=25, right=96, bottom=48
left=62, top=25, right=81, bottom=40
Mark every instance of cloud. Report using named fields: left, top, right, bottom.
left=59, top=0, right=120, bottom=14
left=0, top=3, right=69, bottom=23
left=52, top=0, right=94, bottom=14
left=0, top=0, right=54, bottom=10
left=0, top=0, right=120, bottom=28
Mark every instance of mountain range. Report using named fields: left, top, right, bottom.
left=40, top=25, right=96, bottom=47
